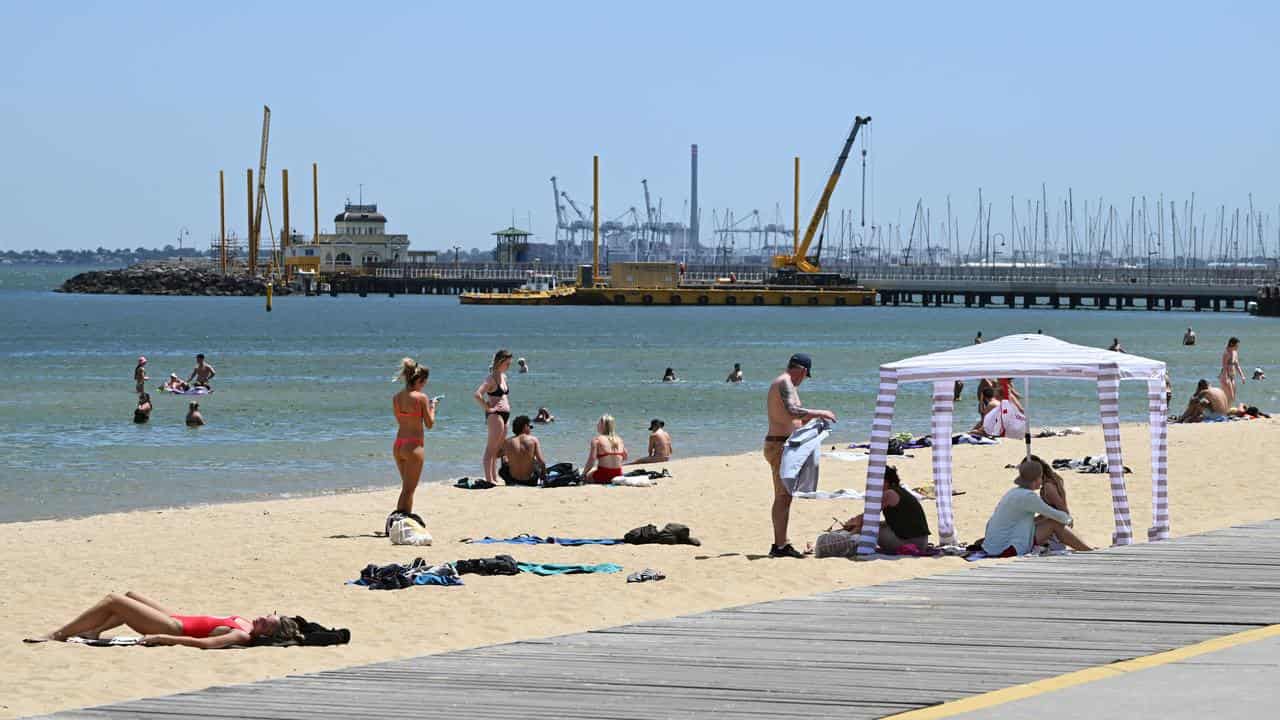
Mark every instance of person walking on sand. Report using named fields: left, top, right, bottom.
left=1183, top=327, right=1197, bottom=346
left=726, top=363, right=743, bottom=383
left=1220, top=337, right=1244, bottom=406
left=187, top=354, right=216, bottom=388
left=475, top=349, right=513, bottom=487
left=764, top=353, right=837, bottom=558
left=134, top=356, right=149, bottom=395
left=393, top=358, right=436, bottom=517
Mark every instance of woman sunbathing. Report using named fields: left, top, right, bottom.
left=25, top=591, right=300, bottom=648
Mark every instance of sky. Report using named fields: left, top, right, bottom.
left=1, top=1, right=1277, bottom=253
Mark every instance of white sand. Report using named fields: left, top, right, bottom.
left=3, top=419, right=1277, bottom=718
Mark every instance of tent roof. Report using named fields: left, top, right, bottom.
left=882, top=333, right=1166, bottom=383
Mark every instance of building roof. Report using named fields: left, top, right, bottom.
left=492, top=226, right=532, bottom=238
left=335, top=202, right=387, bottom=223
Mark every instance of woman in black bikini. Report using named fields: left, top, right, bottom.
left=475, top=349, right=513, bottom=487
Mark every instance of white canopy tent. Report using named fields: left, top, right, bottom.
left=857, top=333, right=1170, bottom=556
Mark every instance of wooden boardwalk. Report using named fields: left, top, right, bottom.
left=46, top=520, right=1280, bottom=720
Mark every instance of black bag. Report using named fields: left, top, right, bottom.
left=542, top=462, right=582, bottom=488
left=623, top=522, right=701, bottom=546
left=455, top=554, right=519, bottom=576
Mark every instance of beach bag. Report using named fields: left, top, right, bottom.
left=542, top=462, right=582, bottom=488
left=389, top=518, right=433, bottom=546
left=815, top=530, right=859, bottom=558
left=982, top=400, right=1027, bottom=438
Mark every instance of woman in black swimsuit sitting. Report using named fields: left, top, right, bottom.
left=474, top=349, right=513, bottom=487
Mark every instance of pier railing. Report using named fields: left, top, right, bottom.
left=368, top=262, right=1275, bottom=287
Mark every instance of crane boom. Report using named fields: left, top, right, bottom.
left=773, top=115, right=870, bottom=273
left=562, top=191, right=588, bottom=222
left=550, top=176, right=566, bottom=228
left=249, top=105, right=271, bottom=275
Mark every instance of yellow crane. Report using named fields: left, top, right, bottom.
left=772, top=115, right=870, bottom=276
left=249, top=105, right=271, bottom=275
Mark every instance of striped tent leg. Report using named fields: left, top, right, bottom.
left=1096, top=364, right=1133, bottom=545
left=931, top=381, right=956, bottom=545
left=857, top=368, right=898, bottom=556
left=1147, top=376, right=1170, bottom=540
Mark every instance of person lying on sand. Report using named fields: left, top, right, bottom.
left=627, top=419, right=673, bottom=465
left=24, top=591, right=300, bottom=648
left=499, top=415, right=546, bottom=486
left=839, top=465, right=930, bottom=554
left=981, top=459, right=1091, bottom=557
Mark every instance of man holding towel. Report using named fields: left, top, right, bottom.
left=764, top=353, right=837, bottom=559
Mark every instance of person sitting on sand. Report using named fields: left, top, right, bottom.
left=185, top=401, right=204, bottom=427
left=726, top=363, right=743, bottom=383
left=582, top=414, right=627, bottom=483
left=162, top=373, right=190, bottom=393
left=971, top=386, right=998, bottom=435
left=662, top=367, right=678, bottom=383
left=534, top=406, right=555, bottom=423
left=981, top=458, right=1091, bottom=557
left=839, top=466, right=930, bottom=554
left=499, top=415, right=546, bottom=486
left=1176, top=379, right=1231, bottom=423
left=628, top=419, right=673, bottom=465
left=133, top=393, right=152, bottom=424
left=25, top=591, right=300, bottom=648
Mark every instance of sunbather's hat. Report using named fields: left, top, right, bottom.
left=648, top=418, right=664, bottom=431
left=788, top=353, right=813, bottom=377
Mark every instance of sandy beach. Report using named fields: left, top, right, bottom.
left=3, top=419, right=1278, bottom=718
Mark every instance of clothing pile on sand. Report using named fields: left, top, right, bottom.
left=454, top=464, right=671, bottom=490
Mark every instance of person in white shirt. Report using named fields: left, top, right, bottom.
left=981, top=458, right=1091, bottom=557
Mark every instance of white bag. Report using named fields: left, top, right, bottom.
left=389, top=518, right=433, bottom=546
left=982, top=400, right=1027, bottom=438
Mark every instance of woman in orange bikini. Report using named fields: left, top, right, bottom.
left=474, top=349, right=512, bottom=487
left=582, top=414, right=628, bottom=483
left=393, top=357, right=436, bottom=516
left=25, top=591, right=300, bottom=648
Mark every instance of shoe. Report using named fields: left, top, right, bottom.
left=769, top=543, right=805, bottom=558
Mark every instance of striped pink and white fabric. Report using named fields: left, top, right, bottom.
left=930, top=381, right=957, bottom=545
left=1147, top=377, right=1170, bottom=540
left=1096, top=363, right=1133, bottom=545
left=856, top=334, right=1168, bottom=557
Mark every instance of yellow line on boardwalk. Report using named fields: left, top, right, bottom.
left=886, top=624, right=1280, bottom=719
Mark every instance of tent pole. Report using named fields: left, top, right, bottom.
left=1024, top=377, right=1032, bottom=459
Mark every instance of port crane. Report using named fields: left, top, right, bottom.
left=249, top=105, right=271, bottom=275
left=772, top=115, right=870, bottom=280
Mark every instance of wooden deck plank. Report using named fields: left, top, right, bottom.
left=42, top=519, right=1280, bottom=720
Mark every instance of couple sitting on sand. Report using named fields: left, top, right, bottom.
left=499, top=415, right=674, bottom=486
left=1174, top=379, right=1269, bottom=423
left=825, top=456, right=1091, bottom=557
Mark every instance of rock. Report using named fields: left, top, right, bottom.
left=56, top=265, right=294, bottom=296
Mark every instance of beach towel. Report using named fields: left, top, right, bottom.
left=792, top=488, right=864, bottom=500
left=828, top=450, right=869, bottom=462
left=780, top=418, right=832, bottom=494
left=953, top=433, right=998, bottom=445
left=516, top=562, right=623, bottom=576
left=611, top=474, right=658, bottom=487
left=67, top=636, right=144, bottom=647
left=461, top=534, right=623, bottom=546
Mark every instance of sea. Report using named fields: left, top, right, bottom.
left=1, top=265, right=1273, bottom=523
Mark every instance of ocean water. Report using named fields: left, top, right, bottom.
left=1, top=265, right=1274, bottom=522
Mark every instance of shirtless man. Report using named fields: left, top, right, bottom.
left=628, top=419, right=673, bottom=465
left=764, top=353, right=837, bottom=558
left=498, top=415, right=546, bottom=486
left=188, top=354, right=216, bottom=388
left=726, top=363, right=744, bottom=383
left=1177, top=379, right=1232, bottom=422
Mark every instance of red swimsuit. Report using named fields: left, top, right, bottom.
left=170, top=614, right=248, bottom=638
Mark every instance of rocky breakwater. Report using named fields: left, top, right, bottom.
left=57, top=265, right=293, bottom=296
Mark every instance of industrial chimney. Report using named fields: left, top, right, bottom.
left=689, top=144, right=699, bottom=249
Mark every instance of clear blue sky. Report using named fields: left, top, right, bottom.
left=1, top=1, right=1276, bottom=252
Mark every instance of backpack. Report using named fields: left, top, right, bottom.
left=542, top=462, right=582, bottom=488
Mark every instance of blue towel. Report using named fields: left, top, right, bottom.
left=516, top=562, right=624, bottom=576
left=346, top=573, right=463, bottom=588
left=462, top=534, right=623, bottom=546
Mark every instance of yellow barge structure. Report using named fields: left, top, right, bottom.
left=461, top=114, right=877, bottom=308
